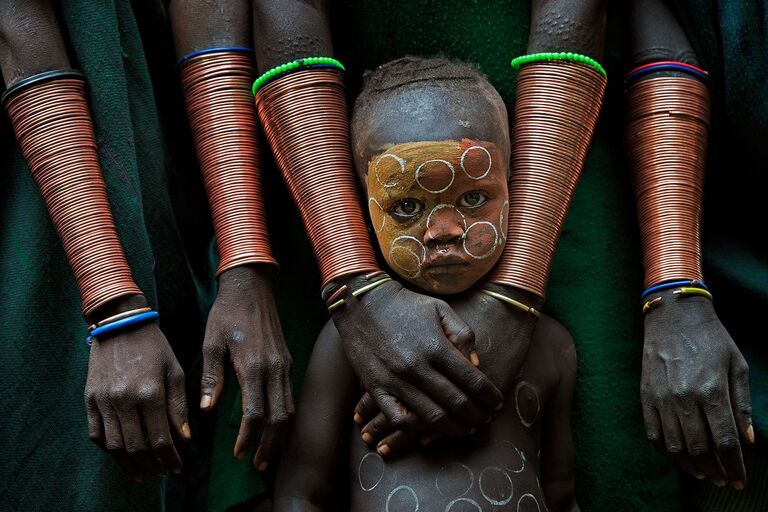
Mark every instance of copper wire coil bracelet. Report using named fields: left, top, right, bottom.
left=3, top=70, right=142, bottom=317
left=254, top=64, right=379, bottom=288
left=642, top=286, right=713, bottom=315
left=489, top=59, right=607, bottom=298
left=179, top=48, right=276, bottom=276
left=626, top=75, right=710, bottom=288
left=324, top=271, right=392, bottom=314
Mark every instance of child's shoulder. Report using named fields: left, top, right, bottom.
left=528, top=315, right=577, bottom=376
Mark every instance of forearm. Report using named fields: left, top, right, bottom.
left=251, top=0, right=378, bottom=288
left=171, top=0, right=276, bottom=276
left=0, top=0, right=142, bottom=320
left=488, top=0, right=606, bottom=298
left=628, top=0, right=707, bottom=288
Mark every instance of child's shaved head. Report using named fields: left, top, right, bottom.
left=351, top=56, right=510, bottom=180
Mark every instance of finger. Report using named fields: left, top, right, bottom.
left=283, top=369, right=295, bottom=418
left=369, top=391, right=411, bottom=431
left=729, top=355, right=753, bottom=444
left=118, top=407, right=165, bottom=477
left=362, top=410, right=400, bottom=445
left=233, top=363, right=266, bottom=459
left=200, top=340, right=226, bottom=411
left=435, top=300, right=477, bottom=364
left=703, top=397, right=746, bottom=487
left=99, top=403, right=142, bottom=482
left=642, top=402, right=664, bottom=452
left=432, top=349, right=503, bottom=413
left=410, top=370, right=491, bottom=427
left=377, top=429, right=419, bottom=459
left=253, top=422, right=288, bottom=472
left=86, top=394, right=105, bottom=450
left=679, top=408, right=725, bottom=482
left=251, top=360, right=292, bottom=471
left=658, top=408, right=685, bottom=459
left=141, top=404, right=183, bottom=474
left=388, top=381, right=468, bottom=439
left=355, top=392, right=379, bottom=425
left=166, top=364, right=191, bottom=441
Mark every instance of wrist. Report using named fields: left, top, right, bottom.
left=218, top=263, right=275, bottom=290
left=86, top=294, right=148, bottom=324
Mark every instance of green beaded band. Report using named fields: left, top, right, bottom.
left=510, top=52, right=606, bottom=77
left=251, top=56, right=345, bottom=95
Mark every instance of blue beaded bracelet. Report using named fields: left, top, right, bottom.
left=86, top=311, right=159, bottom=346
left=641, top=279, right=708, bottom=300
left=176, top=46, right=254, bottom=67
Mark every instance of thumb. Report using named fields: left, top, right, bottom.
left=200, top=341, right=226, bottom=411
left=167, top=363, right=191, bottom=441
left=729, top=354, right=753, bottom=444
left=435, top=300, right=479, bottom=366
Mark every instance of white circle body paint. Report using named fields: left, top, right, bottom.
left=369, top=197, right=386, bottom=232
left=479, top=466, right=514, bottom=506
left=444, top=497, right=483, bottom=512
left=389, top=235, right=427, bottom=278
left=462, top=221, right=499, bottom=259
left=460, top=145, right=493, bottom=180
left=358, top=452, right=385, bottom=492
left=517, top=493, right=541, bottom=512
left=416, top=159, right=455, bottom=193
left=435, top=462, right=474, bottom=497
left=385, top=485, right=419, bottom=512
left=375, top=153, right=407, bottom=188
left=499, top=199, right=509, bottom=241
left=515, top=381, right=540, bottom=428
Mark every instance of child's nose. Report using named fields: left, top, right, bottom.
left=424, top=207, right=465, bottom=245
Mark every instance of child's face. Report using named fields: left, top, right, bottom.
left=366, top=139, right=508, bottom=294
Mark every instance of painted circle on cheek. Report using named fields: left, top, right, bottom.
left=460, top=146, right=492, bottom=180
left=375, top=153, right=407, bottom=189
left=416, top=159, right=455, bottom=194
left=499, top=200, right=509, bottom=241
left=462, top=221, right=499, bottom=259
left=426, top=204, right=466, bottom=240
left=369, top=198, right=386, bottom=232
left=389, top=235, right=426, bottom=278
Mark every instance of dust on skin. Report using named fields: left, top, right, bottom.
left=366, top=138, right=509, bottom=295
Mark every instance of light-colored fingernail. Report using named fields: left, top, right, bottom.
left=181, top=422, right=192, bottom=441
left=495, top=402, right=504, bottom=411
left=377, top=444, right=391, bottom=457
left=733, top=481, right=745, bottom=491
left=715, top=480, right=726, bottom=487
left=470, top=352, right=480, bottom=367
left=353, top=413, right=363, bottom=424
left=696, top=474, right=706, bottom=480
left=420, top=436, right=432, bottom=446
left=361, top=432, right=373, bottom=444
left=746, top=425, right=755, bottom=444
left=258, top=461, right=269, bottom=472
left=200, top=395, right=212, bottom=410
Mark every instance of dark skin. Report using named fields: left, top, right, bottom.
left=275, top=313, right=578, bottom=512
left=0, top=1, right=189, bottom=482
left=251, top=0, right=507, bottom=439
left=354, top=0, right=606, bottom=454
left=630, top=0, right=753, bottom=490
left=169, top=0, right=294, bottom=471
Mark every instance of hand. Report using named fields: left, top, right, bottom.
left=641, top=289, right=753, bottom=489
left=333, top=277, right=503, bottom=449
left=85, top=295, right=190, bottom=482
left=353, top=284, right=542, bottom=457
left=199, top=265, right=293, bottom=471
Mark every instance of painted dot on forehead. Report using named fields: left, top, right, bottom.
left=416, top=159, right=455, bottom=193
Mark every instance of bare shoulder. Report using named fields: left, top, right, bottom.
left=530, top=315, right=577, bottom=377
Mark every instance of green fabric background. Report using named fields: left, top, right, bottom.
left=0, top=1, right=764, bottom=511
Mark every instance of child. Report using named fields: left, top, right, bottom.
left=274, top=57, right=579, bottom=512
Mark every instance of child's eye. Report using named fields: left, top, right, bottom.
left=391, top=198, right=425, bottom=219
left=459, top=191, right=488, bottom=208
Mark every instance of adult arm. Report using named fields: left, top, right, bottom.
left=629, top=0, right=752, bottom=489
left=250, top=0, right=501, bottom=437
left=169, top=0, right=293, bottom=471
left=0, top=0, right=188, bottom=481
left=273, top=322, right=358, bottom=512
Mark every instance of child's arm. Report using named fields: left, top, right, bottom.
left=274, top=322, right=359, bottom=511
left=540, top=328, right=579, bottom=512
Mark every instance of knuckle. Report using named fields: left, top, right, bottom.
left=671, top=386, right=693, bottom=403
left=136, top=383, right=162, bottom=405
left=646, top=431, right=661, bottom=444
left=267, top=357, right=286, bottom=376
left=202, top=341, right=225, bottom=359
left=244, top=360, right=264, bottom=380
left=425, top=407, right=447, bottom=426
left=200, top=373, right=219, bottom=389
left=716, top=435, right=740, bottom=452
left=151, top=437, right=172, bottom=451
left=468, top=375, right=488, bottom=395
left=88, top=430, right=103, bottom=443
left=105, top=440, right=123, bottom=452
left=243, top=404, right=265, bottom=421
left=449, top=394, right=470, bottom=414
left=688, top=443, right=710, bottom=456
left=125, top=443, right=146, bottom=456
left=665, top=443, right=683, bottom=455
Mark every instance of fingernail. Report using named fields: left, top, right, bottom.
left=746, top=425, right=755, bottom=444
left=470, top=352, right=480, bottom=367
left=715, top=480, right=726, bottom=487
left=696, top=474, right=706, bottom=480
left=420, top=436, right=432, bottom=446
left=377, top=444, right=391, bottom=457
left=733, top=481, right=745, bottom=491
left=353, top=413, right=363, bottom=424
left=361, top=432, right=373, bottom=444
left=495, top=402, right=504, bottom=411
left=258, top=461, right=269, bottom=472
left=200, top=395, right=212, bottom=410
left=182, top=422, right=192, bottom=441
